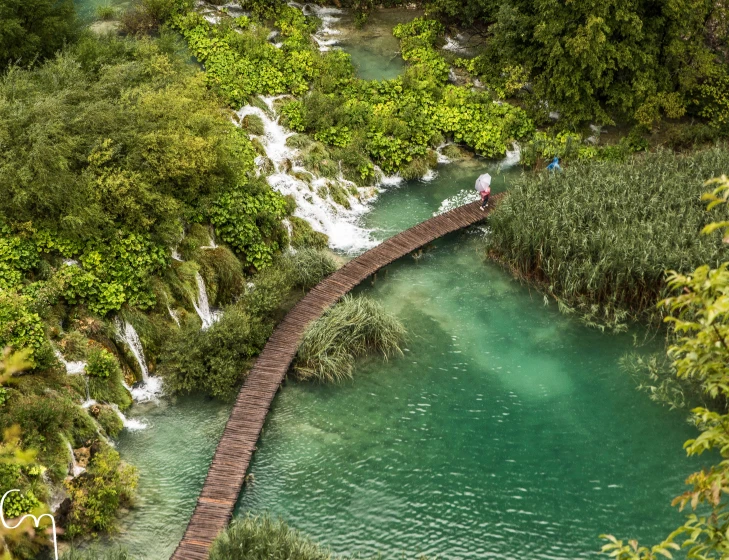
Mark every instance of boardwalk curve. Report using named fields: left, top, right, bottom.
left=171, top=198, right=497, bottom=560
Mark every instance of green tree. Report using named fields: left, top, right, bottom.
left=0, top=0, right=77, bottom=68
left=486, top=0, right=728, bottom=125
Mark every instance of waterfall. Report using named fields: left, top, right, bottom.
left=237, top=101, right=388, bottom=254
left=501, top=142, right=521, bottom=168
left=115, top=319, right=162, bottom=402
left=65, top=440, right=85, bottom=478
left=167, top=305, right=181, bottom=327
left=192, top=273, right=221, bottom=330
left=200, top=227, right=219, bottom=250
left=110, top=404, right=148, bottom=431
left=54, top=349, right=86, bottom=375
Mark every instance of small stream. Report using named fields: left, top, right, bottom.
left=86, top=5, right=702, bottom=559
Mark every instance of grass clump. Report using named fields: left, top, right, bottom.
left=487, top=145, right=729, bottom=324
left=209, top=515, right=333, bottom=560
left=294, top=295, right=406, bottom=383
left=282, top=248, right=338, bottom=290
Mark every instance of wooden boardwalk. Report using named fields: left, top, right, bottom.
left=171, top=198, right=497, bottom=560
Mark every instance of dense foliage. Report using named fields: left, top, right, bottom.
left=0, top=0, right=77, bottom=68
left=444, top=0, right=729, bottom=128
left=161, top=248, right=337, bottom=397
left=488, top=146, right=729, bottom=324
left=294, top=295, right=406, bottom=383
left=602, top=177, right=729, bottom=559
left=171, top=10, right=533, bottom=180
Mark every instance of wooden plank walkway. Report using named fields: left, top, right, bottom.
left=171, top=197, right=498, bottom=560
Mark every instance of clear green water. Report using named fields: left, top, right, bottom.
left=98, top=398, right=230, bottom=558
left=232, top=162, right=701, bottom=559
left=337, top=9, right=413, bottom=81
left=79, top=4, right=703, bottom=557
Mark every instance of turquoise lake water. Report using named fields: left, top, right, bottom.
left=72, top=5, right=707, bottom=558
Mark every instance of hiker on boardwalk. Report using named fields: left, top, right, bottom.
left=475, top=173, right=491, bottom=211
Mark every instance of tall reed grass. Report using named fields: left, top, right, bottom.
left=294, top=295, right=406, bottom=383
left=488, top=145, right=729, bottom=323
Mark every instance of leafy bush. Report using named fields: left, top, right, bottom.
left=210, top=515, right=333, bottom=560
left=86, top=348, right=120, bottom=379
left=294, top=295, right=406, bottom=383
left=0, top=292, right=46, bottom=365
left=487, top=146, right=729, bottom=323
left=211, top=186, right=290, bottom=271
left=160, top=306, right=270, bottom=399
left=64, top=446, right=138, bottom=538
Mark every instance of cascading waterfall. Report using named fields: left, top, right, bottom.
left=115, top=319, right=162, bottom=402
left=299, top=3, right=343, bottom=51
left=54, top=349, right=86, bottom=375
left=65, top=439, right=85, bottom=478
left=192, top=272, right=221, bottom=330
left=167, top=305, right=181, bottom=327
left=237, top=101, right=388, bottom=253
left=111, top=404, right=148, bottom=431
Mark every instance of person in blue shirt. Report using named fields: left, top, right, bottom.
left=546, top=156, right=562, bottom=172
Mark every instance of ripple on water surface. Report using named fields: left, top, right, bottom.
left=237, top=235, right=701, bottom=559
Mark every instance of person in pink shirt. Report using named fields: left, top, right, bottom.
left=475, top=173, right=491, bottom=211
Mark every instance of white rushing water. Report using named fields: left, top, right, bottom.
left=111, top=404, right=148, bottom=431
left=297, top=3, right=342, bottom=51
left=167, top=305, right=181, bottom=327
left=55, top=349, right=86, bottom=375
left=237, top=100, right=387, bottom=253
left=192, top=272, right=221, bottom=329
left=115, top=319, right=162, bottom=402
left=65, top=440, right=85, bottom=478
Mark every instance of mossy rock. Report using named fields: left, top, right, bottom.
left=251, top=137, right=267, bottom=156
left=328, top=183, right=352, bottom=209
left=400, top=156, right=433, bottom=181
left=94, top=404, right=124, bottom=438
left=289, top=217, right=329, bottom=250
left=88, top=363, right=132, bottom=410
left=241, top=114, right=265, bottom=135
left=442, top=143, right=467, bottom=160
left=286, top=134, right=312, bottom=149
left=258, top=157, right=275, bottom=175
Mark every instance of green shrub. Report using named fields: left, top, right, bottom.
left=210, top=515, right=332, bottom=560
left=86, top=348, right=119, bottom=379
left=488, top=145, right=729, bottom=323
left=282, top=249, right=337, bottom=290
left=160, top=306, right=270, bottom=399
left=64, top=446, right=138, bottom=538
left=294, top=295, right=406, bottom=383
